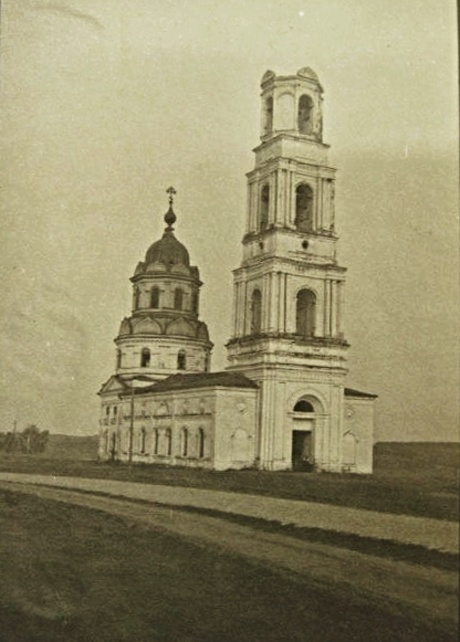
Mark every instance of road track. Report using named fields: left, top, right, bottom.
left=1, top=480, right=457, bottom=634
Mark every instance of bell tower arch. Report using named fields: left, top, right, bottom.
left=227, top=67, right=348, bottom=472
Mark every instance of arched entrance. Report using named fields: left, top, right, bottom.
left=291, top=397, right=319, bottom=471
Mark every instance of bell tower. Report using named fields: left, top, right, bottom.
left=226, top=68, right=349, bottom=472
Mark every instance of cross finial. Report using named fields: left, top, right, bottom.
left=166, top=186, right=177, bottom=206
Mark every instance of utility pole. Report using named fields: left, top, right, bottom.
left=129, top=382, right=134, bottom=464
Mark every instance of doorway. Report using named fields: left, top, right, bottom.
left=291, top=430, right=313, bottom=471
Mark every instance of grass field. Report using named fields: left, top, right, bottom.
left=0, top=439, right=458, bottom=521
left=0, top=489, right=456, bottom=642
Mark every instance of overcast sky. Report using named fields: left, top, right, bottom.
left=1, top=0, right=458, bottom=441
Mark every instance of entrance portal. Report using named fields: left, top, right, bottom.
left=291, top=430, right=313, bottom=471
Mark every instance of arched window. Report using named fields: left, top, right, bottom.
left=153, top=428, right=159, bottom=455
left=295, top=184, right=314, bottom=232
left=165, top=428, right=172, bottom=456
left=191, top=292, right=199, bottom=314
left=264, top=96, right=273, bottom=133
left=141, top=347, right=151, bottom=368
left=294, top=399, right=315, bottom=413
left=181, top=428, right=188, bottom=457
left=133, top=287, right=140, bottom=310
left=260, top=185, right=269, bottom=231
left=204, top=353, right=210, bottom=372
left=116, top=349, right=122, bottom=369
left=151, top=287, right=160, bottom=309
left=298, top=94, right=313, bottom=134
left=251, top=289, right=262, bottom=334
left=105, top=406, right=110, bottom=416
left=296, top=289, right=316, bottom=337
left=174, top=288, right=183, bottom=310
left=110, top=432, right=117, bottom=459
left=140, top=427, right=147, bottom=454
left=177, top=349, right=186, bottom=370
left=198, top=428, right=205, bottom=459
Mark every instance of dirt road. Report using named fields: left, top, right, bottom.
left=2, top=481, right=457, bottom=635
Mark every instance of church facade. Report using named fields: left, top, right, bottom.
left=98, top=68, right=377, bottom=474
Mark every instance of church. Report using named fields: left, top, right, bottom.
left=98, top=67, right=377, bottom=474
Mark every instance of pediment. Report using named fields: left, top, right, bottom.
left=132, top=316, right=163, bottom=335
left=118, top=318, right=132, bottom=336
left=165, top=317, right=195, bottom=337
left=98, top=375, right=128, bottom=396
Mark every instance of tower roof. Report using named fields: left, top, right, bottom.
left=145, top=229, right=190, bottom=267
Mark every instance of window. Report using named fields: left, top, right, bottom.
left=151, top=287, right=160, bottom=309
left=181, top=428, right=189, bottom=457
left=141, top=347, right=151, bottom=368
left=296, top=289, right=316, bottom=337
left=191, top=292, right=199, bottom=314
left=295, top=184, right=314, bottom=232
left=251, top=289, right=262, bottom=334
left=174, top=288, right=183, bottom=310
left=198, top=428, right=205, bottom=459
left=153, top=428, right=159, bottom=455
left=133, top=287, right=140, bottom=310
left=113, top=406, right=118, bottom=417
left=165, top=428, right=172, bottom=456
left=105, top=406, right=110, bottom=416
left=264, top=96, right=273, bottom=133
left=177, top=349, right=186, bottom=370
left=294, top=399, right=314, bottom=413
left=116, top=349, right=122, bottom=369
left=298, top=94, right=313, bottom=134
left=260, top=185, right=269, bottom=231
left=140, top=427, right=147, bottom=454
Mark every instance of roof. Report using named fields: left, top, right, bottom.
left=344, top=387, right=378, bottom=399
left=145, top=229, right=190, bottom=268
left=144, top=371, right=259, bottom=393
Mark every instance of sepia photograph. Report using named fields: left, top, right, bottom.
left=0, top=1, right=458, bottom=640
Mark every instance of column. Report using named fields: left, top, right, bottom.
left=287, top=171, right=294, bottom=227
left=268, top=172, right=276, bottom=227
left=315, top=177, right=322, bottom=231
left=266, top=272, right=273, bottom=332
left=337, top=280, right=344, bottom=336
left=231, top=282, right=238, bottom=337
left=283, top=273, right=288, bottom=333
left=330, top=281, right=337, bottom=338
left=240, top=281, right=248, bottom=335
left=276, top=169, right=285, bottom=227
left=323, top=280, right=331, bottom=336
left=245, top=184, right=252, bottom=234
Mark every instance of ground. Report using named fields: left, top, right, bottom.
left=0, top=440, right=458, bottom=640
left=0, top=488, right=457, bottom=642
left=0, top=441, right=458, bottom=520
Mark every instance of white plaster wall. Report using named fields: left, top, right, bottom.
left=343, top=398, right=375, bottom=474
left=213, top=389, right=257, bottom=470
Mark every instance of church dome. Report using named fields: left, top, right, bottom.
left=145, top=229, right=190, bottom=267
left=144, top=203, right=190, bottom=268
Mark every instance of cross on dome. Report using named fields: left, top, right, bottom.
left=166, top=186, right=177, bottom=205
left=164, top=186, right=177, bottom=230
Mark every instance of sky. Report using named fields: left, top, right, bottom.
left=0, top=0, right=458, bottom=441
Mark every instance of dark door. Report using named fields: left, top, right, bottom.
left=291, top=431, right=313, bottom=471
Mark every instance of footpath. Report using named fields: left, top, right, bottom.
left=0, top=472, right=457, bottom=554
